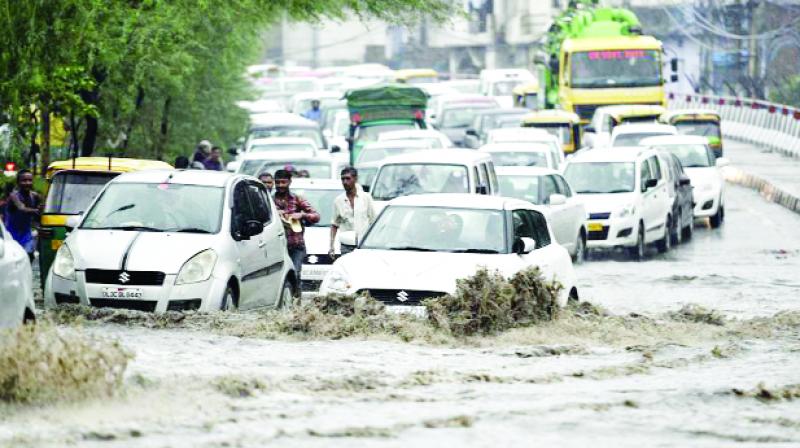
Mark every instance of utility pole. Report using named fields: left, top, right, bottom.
left=746, top=0, right=760, bottom=98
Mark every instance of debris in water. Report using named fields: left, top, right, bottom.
left=668, top=304, right=726, bottom=326
left=423, top=415, right=474, bottom=428
left=213, top=376, right=269, bottom=398
left=732, top=383, right=800, bottom=402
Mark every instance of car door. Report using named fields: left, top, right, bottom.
left=231, top=181, right=270, bottom=309
left=639, top=158, right=658, bottom=240
left=649, top=155, right=670, bottom=232
left=245, top=181, right=285, bottom=306
left=0, top=223, right=25, bottom=327
left=555, top=174, right=584, bottom=249
left=541, top=175, right=568, bottom=248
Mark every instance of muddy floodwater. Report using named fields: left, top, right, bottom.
left=2, top=185, right=800, bottom=447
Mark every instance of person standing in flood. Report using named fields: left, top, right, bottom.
left=3, top=169, right=41, bottom=262
left=330, top=167, right=375, bottom=256
left=273, top=169, right=320, bottom=279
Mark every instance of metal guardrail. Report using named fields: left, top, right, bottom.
left=667, top=92, right=800, bottom=158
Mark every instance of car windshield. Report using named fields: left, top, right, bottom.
left=613, top=132, right=670, bottom=147
left=372, top=164, right=470, bottom=201
left=489, top=80, right=523, bottom=96
left=529, top=124, right=570, bottom=144
left=564, top=162, right=635, bottom=194
left=674, top=121, right=721, bottom=139
left=497, top=174, right=541, bottom=204
left=44, top=171, right=117, bottom=215
left=653, top=144, right=714, bottom=168
left=361, top=205, right=507, bottom=253
left=250, top=143, right=313, bottom=153
left=571, top=50, right=661, bottom=88
left=291, top=188, right=342, bottom=227
left=249, top=127, right=323, bottom=147
left=440, top=105, right=493, bottom=128
left=483, top=113, right=526, bottom=131
left=355, top=123, right=418, bottom=144
left=253, top=161, right=332, bottom=179
left=357, top=167, right=377, bottom=189
left=81, top=183, right=224, bottom=233
left=357, top=146, right=428, bottom=164
left=489, top=151, right=549, bottom=167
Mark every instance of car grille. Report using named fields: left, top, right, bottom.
left=587, top=226, right=610, bottom=241
left=588, top=212, right=611, bottom=220
left=301, top=279, right=322, bottom=292
left=85, top=269, right=166, bottom=286
left=89, top=299, right=157, bottom=312
left=167, top=299, right=201, bottom=312
left=304, top=254, right=334, bottom=265
left=357, top=289, right=447, bottom=306
left=574, top=104, right=601, bottom=121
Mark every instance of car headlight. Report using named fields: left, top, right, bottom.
left=617, top=204, right=636, bottom=218
left=53, top=244, right=76, bottom=280
left=322, top=267, right=351, bottom=293
left=176, top=249, right=217, bottom=285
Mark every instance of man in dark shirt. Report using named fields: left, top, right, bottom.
left=2, top=169, right=41, bottom=261
left=203, top=147, right=224, bottom=171
left=272, top=169, right=320, bottom=279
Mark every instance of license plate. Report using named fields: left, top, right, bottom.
left=302, top=266, right=329, bottom=280
left=101, top=288, right=144, bottom=299
left=587, top=222, right=604, bottom=232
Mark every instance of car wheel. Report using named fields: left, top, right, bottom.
left=656, top=216, right=671, bottom=253
left=220, top=285, right=237, bottom=311
left=710, top=205, right=723, bottom=228
left=628, top=224, right=645, bottom=262
left=278, top=278, right=294, bottom=310
left=572, top=232, right=586, bottom=264
left=683, top=218, right=694, bottom=240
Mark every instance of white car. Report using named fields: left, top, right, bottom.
left=584, top=105, right=666, bottom=148
left=563, top=147, right=673, bottom=260
left=45, top=170, right=297, bottom=312
left=370, top=150, right=500, bottom=210
left=610, top=123, right=678, bottom=147
left=357, top=140, right=438, bottom=166
left=641, top=135, right=729, bottom=227
left=228, top=137, right=320, bottom=172
left=236, top=150, right=330, bottom=178
left=496, top=166, right=587, bottom=263
left=289, top=179, right=345, bottom=297
left=320, top=194, right=578, bottom=308
left=0, top=221, right=36, bottom=328
left=430, top=94, right=499, bottom=146
left=484, top=128, right=565, bottom=169
left=377, top=129, right=453, bottom=149
left=479, top=142, right=559, bottom=169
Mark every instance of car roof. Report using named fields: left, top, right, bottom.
left=364, top=140, right=433, bottom=150
left=387, top=193, right=533, bottom=211
left=378, top=149, right=492, bottom=165
left=640, top=135, right=710, bottom=146
left=660, top=109, right=720, bottom=121
left=479, top=142, right=553, bottom=153
left=290, top=178, right=344, bottom=190
left=249, top=113, right=318, bottom=127
left=567, top=147, right=655, bottom=163
left=241, top=149, right=319, bottom=161
left=611, top=123, right=678, bottom=136
left=495, top=166, right=559, bottom=176
left=248, top=137, right=317, bottom=146
left=488, top=128, right=555, bottom=142
left=111, top=169, right=236, bottom=187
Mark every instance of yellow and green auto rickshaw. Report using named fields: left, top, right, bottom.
left=661, top=109, right=723, bottom=157
left=521, top=110, right=582, bottom=153
left=394, top=69, right=439, bottom=84
left=512, top=82, right=541, bottom=110
left=38, top=157, right=172, bottom=286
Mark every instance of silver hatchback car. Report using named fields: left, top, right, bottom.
left=44, top=170, right=296, bottom=312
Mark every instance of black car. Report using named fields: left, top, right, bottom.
left=662, top=152, right=694, bottom=244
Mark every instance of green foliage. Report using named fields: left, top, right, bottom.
left=769, top=76, right=800, bottom=109
left=0, top=0, right=452, bottom=164
left=424, top=267, right=563, bottom=336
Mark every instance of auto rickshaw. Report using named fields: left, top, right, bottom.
left=394, top=69, right=439, bottom=84
left=660, top=109, right=723, bottom=157
left=512, top=82, right=541, bottom=110
left=521, top=110, right=582, bottom=153
left=38, top=157, right=172, bottom=287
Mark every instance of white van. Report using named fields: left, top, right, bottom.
left=479, top=69, right=536, bottom=108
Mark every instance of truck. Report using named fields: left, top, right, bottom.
left=344, top=84, right=429, bottom=166
left=535, top=0, right=677, bottom=123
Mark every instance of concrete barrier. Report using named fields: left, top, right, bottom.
left=722, top=166, right=800, bottom=215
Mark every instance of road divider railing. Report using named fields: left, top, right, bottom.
left=668, top=93, right=800, bottom=159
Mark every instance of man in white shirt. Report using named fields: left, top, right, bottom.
left=329, top=167, right=376, bottom=256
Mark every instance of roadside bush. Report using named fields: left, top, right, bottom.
left=424, top=267, right=562, bottom=336
left=0, top=324, right=132, bottom=404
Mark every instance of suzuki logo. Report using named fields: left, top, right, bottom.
left=307, top=255, right=319, bottom=264
left=119, top=272, right=131, bottom=284
left=397, top=290, right=409, bottom=302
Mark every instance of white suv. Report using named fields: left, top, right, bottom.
left=563, top=148, right=673, bottom=260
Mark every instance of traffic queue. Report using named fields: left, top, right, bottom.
left=0, top=65, right=730, bottom=327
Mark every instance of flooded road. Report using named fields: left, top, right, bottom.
left=2, top=185, right=800, bottom=447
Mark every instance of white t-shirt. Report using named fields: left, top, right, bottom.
left=331, top=186, right=376, bottom=244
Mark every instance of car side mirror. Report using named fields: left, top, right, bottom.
left=715, top=157, right=730, bottom=168
left=678, top=174, right=691, bottom=186
left=645, top=178, right=658, bottom=189
left=361, top=184, right=370, bottom=193
left=670, top=74, right=678, bottom=83
left=65, top=214, right=82, bottom=231
left=583, top=126, right=595, bottom=134
left=465, top=128, right=478, bottom=137
left=513, top=237, right=536, bottom=254
left=227, top=147, right=238, bottom=157
left=476, top=184, right=488, bottom=195
left=338, top=230, right=357, bottom=247
left=240, top=219, right=263, bottom=240
left=670, top=58, right=679, bottom=72
left=548, top=193, right=567, bottom=206
left=330, top=145, right=341, bottom=153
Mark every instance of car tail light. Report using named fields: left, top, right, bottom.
left=4, top=162, right=15, bottom=172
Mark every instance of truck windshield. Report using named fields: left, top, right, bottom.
left=570, top=50, right=661, bottom=88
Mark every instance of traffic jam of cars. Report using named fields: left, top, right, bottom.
left=2, top=65, right=731, bottom=327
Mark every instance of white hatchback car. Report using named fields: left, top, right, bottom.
left=0, top=221, right=36, bottom=328
left=642, top=135, right=729, bottom=227
left=484, top=128, right=565, bottom=169
left=44, top=170, right=297, bottom=312
left=563, top=147, right=673, bottom=260
left=479, top=142, right=559, bottom=169
left=496, top=166, right=587, bottom=263
left=320, top=194, right=578, bottom=308
left=610, top=123, right=678, bottom=147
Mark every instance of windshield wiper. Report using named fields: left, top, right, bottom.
left=683, top=164, right=709, bottom=168
left=170, top=227, right=212, bottom=234
left=106, top=203, right=136, bottom=217
left=98, top=225, right=163, bottom=232
left=451, top=249, right=500, bottom=254
left=605, top=189, right=632, bottom=193
left=387, top=246, right=435, bottom=252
